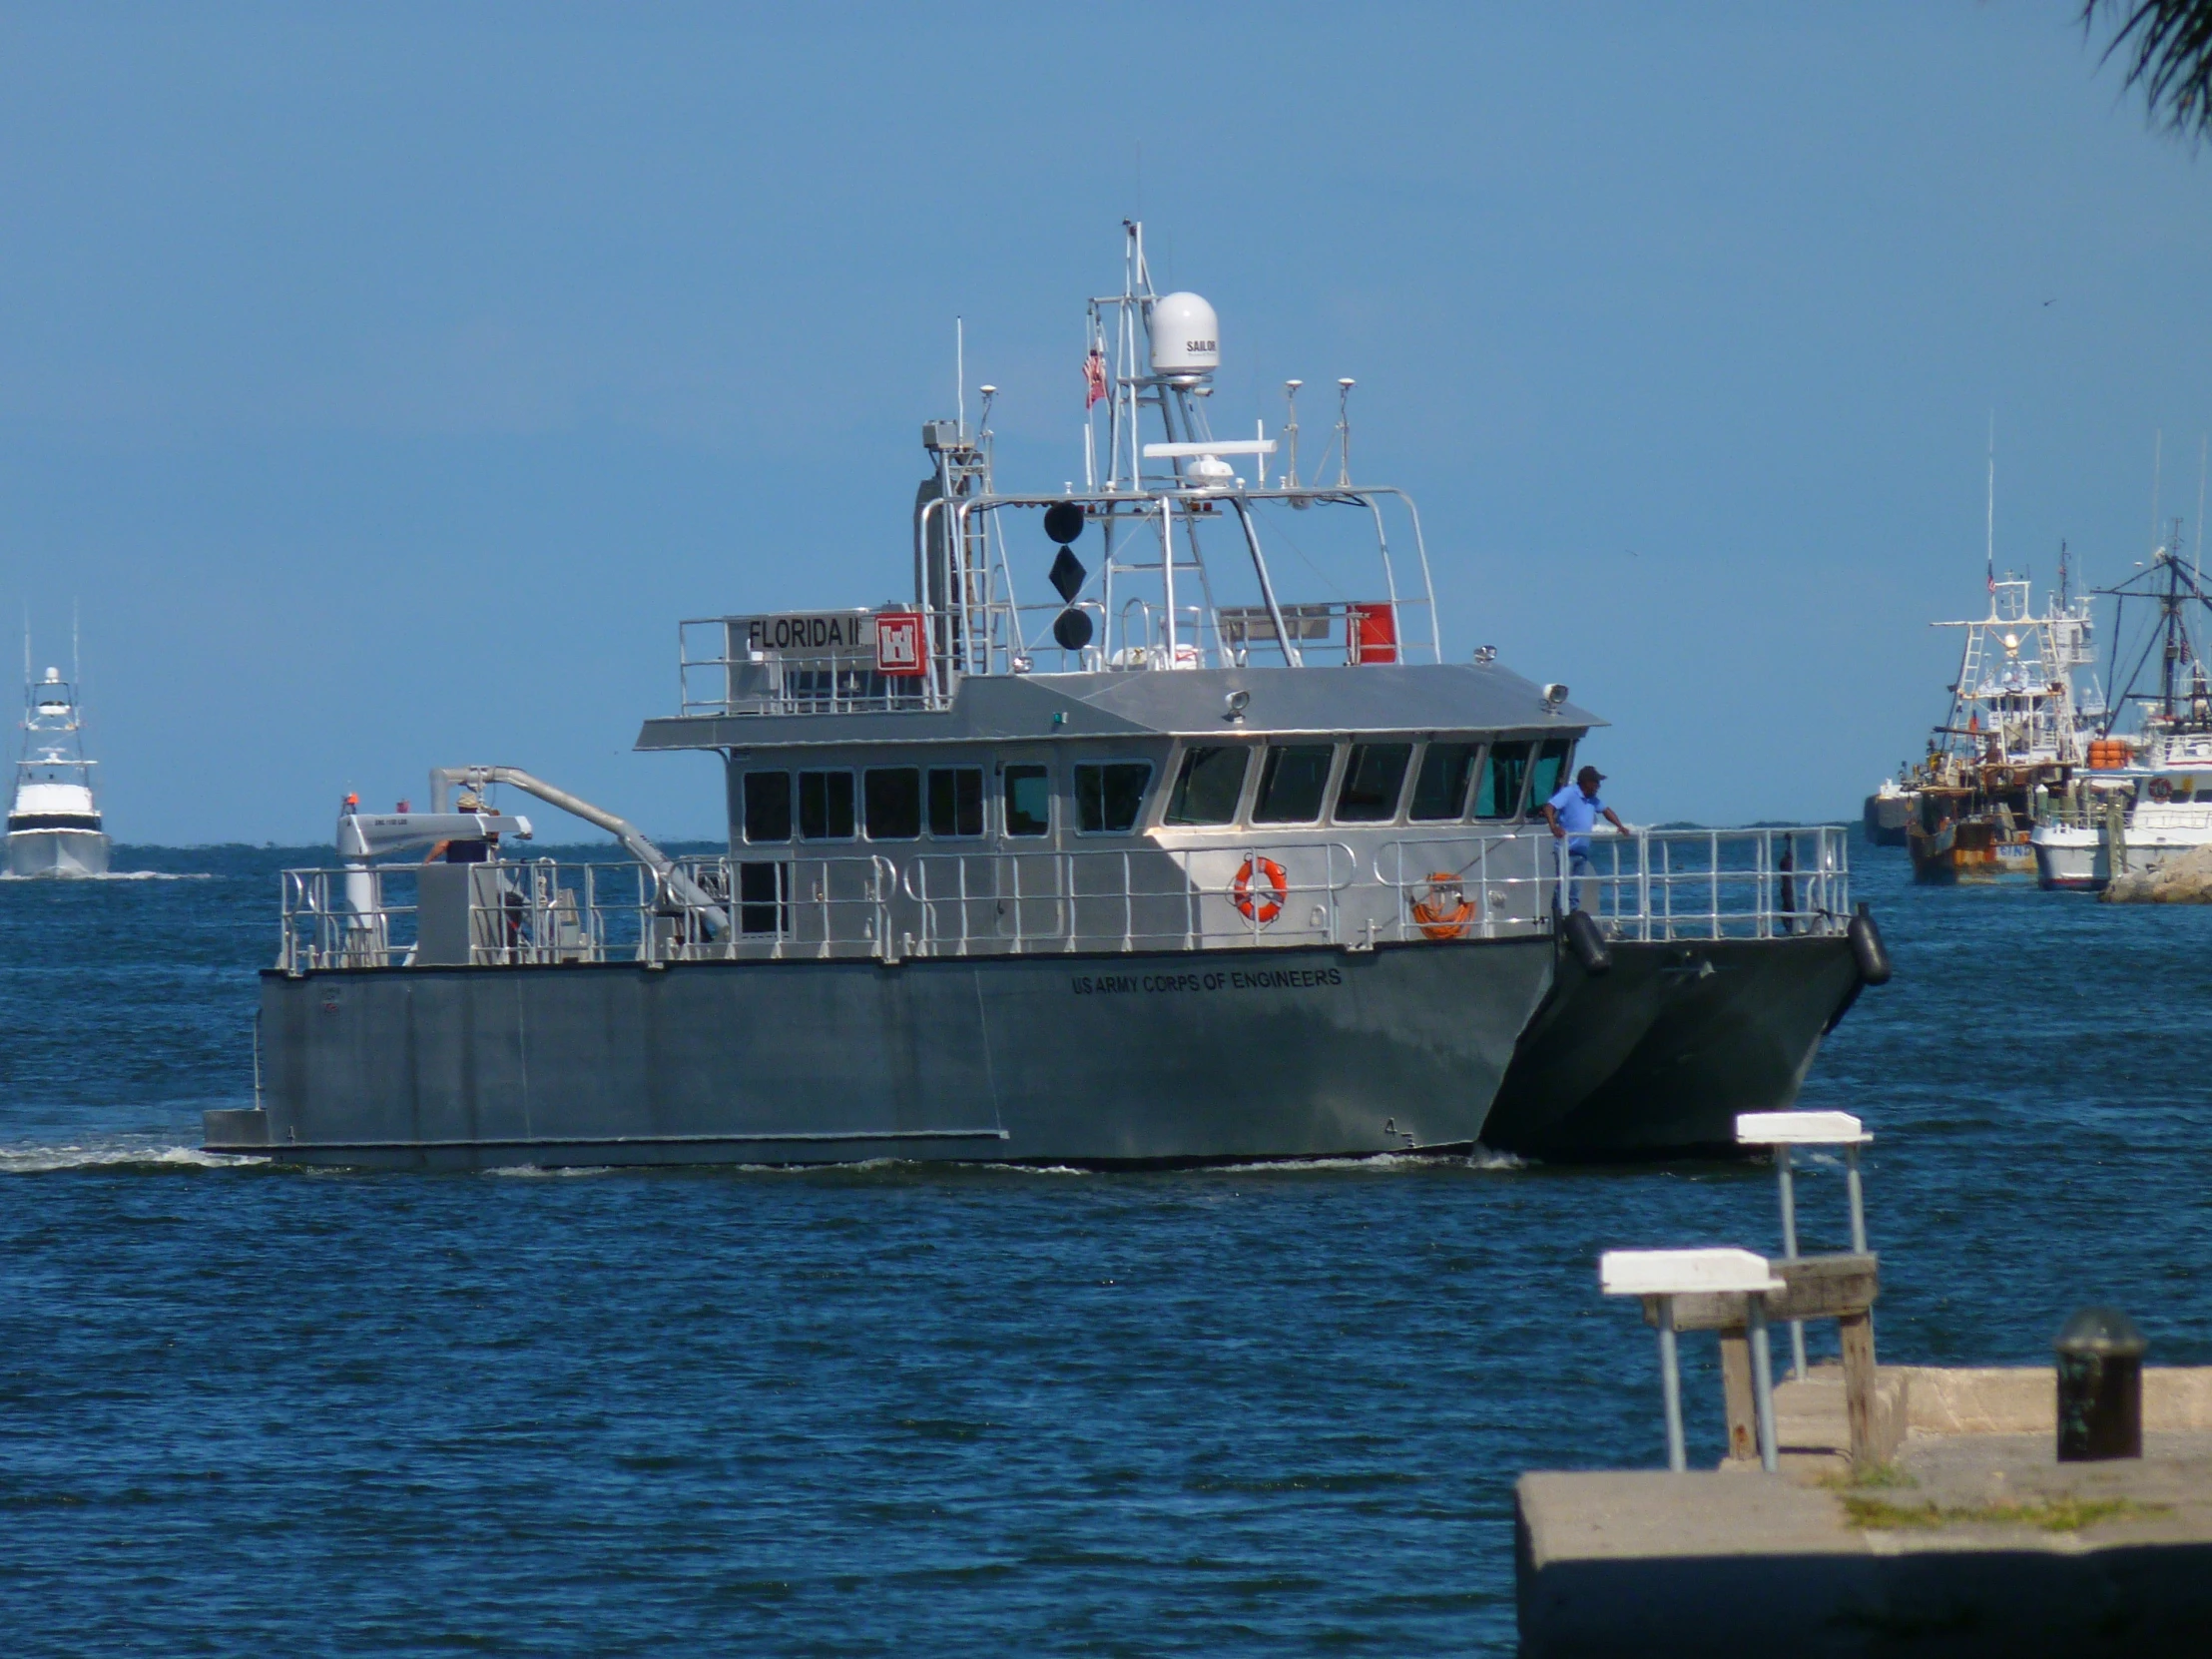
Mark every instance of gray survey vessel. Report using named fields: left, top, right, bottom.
left=209, top=227, right=1882, bottom=1170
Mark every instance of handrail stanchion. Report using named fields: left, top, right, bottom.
left=1636, top=830, right=1649, bottom=942
left=1710, top=830, right=1721, bottom=940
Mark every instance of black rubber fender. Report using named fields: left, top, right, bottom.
left=1849, top=902, right=1892, bottom=986
left=1563, top=908, right=1612, bottom=975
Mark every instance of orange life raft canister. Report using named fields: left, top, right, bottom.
left=1409, top=872, right=1475, bottom=940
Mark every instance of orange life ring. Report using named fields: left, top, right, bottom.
left=2148, top=776, right=2173, bottom=802
left=1409, top=871, right=1475, bottom=940
left=1232, top=856, right=1289, bottom=925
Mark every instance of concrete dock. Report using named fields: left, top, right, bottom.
left=1516, top=1366, right=2212, bottom=1656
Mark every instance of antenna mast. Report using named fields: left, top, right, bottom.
left=2196, top=433, right=2207, bottom=589
left=2152, top=429, right=2164, bottom=549
left=1984, top=413, right=1995, bottom=601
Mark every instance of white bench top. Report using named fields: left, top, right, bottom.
left=1600, top=1248, right=1784, bottom=1298
left=1735, top=1110, right=1871, bottom=1146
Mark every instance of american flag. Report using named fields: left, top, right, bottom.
left=1084, top=347, right=1108, bottom=409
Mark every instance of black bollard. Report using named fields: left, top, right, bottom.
left=2054, top=1306, right=2147, bottom=1461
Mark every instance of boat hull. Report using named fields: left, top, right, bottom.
left=1908, top=816, right=2033, bottom=882
left=5, top=828, right=111, bottom=877
left=2030, top=827, right=2104, bottom=891
left=2031, top=817, right=2212, bottom=891
left=1862, top=793, right=1912, bottom=847
left=213, top=937, right=1556, bottom=1169
left=1476, top=932, right=1868, bottom=1161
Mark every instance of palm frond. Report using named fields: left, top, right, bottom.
left=2084, top=0, right=2212, bottom=141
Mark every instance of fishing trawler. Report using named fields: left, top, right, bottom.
left=1902, top=567, right=2100, bottom=881
left=2032, top=527, right=2212, bottom=890
left=7, top=647, right=110, bottom=878
left=206, top=226, right=1888, bottom=1170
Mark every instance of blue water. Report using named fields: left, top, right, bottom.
left=2, top=841, right=2206, bottom=1655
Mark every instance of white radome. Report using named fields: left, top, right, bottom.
left=1149, top=291, right=1220, bottom=377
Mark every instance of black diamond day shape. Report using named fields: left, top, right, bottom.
left=1048, top=546, right=1087, bottom=603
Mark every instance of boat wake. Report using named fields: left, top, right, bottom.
left=1217, top=1148, right=1528, bottom=1174
left=482, top=1163, right=618, bottom=1179
left=0, top=1137, right=265, bottom=1174
left=0, top=869, right=216, bottom=882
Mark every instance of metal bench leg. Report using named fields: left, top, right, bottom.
left=1748, top=1296, right=1779, bottom=1473
left=1656, top=1297, right=1686, bottom=1473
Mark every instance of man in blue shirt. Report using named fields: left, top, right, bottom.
left=1542, top=765, right=1627, bottom=912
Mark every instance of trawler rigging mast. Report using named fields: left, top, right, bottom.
left=2098, top=521, right=2212, bottom=736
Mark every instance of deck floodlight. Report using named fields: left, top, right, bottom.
left=1224, top=689, right=1252, bottom=723
left=1541, top=683, right=1568, bottom=712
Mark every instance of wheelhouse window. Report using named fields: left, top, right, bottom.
left=798, top=770, right=856, bottom=840
left=1253, top=744, right=1334, bottom=824
left=1528, top=738, right=1572, bottom=809
left=1409, top=742, right=1478, bottom=822
left=1004, top=765, right=1051, bottom=836
left=1473, top=743, right=1532, bottom=820
left=862, top=768, right=921, bottom=840
left=1074, top=763, right=1153, bottom=834
left=742, top=771, right=792, bottom=842
left=1333, top=743, right=1411, bottom=823
left=1164, top=747, right=1249, bottom=827
left=928, top=767, right=984, bottom=837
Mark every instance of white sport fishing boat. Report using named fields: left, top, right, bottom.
left=7, top=646, right=111, bottom=878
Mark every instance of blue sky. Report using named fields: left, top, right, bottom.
left=2, top=2, right=2207, bottom=844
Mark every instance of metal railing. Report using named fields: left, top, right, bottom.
left=1374, top=827, right=1851, bottom=944
left=900, top=842, right=1364, bottom=954
left=678, top=619, right=945, bottom=718
left=279, top=855, right=897, bottom=971
left=675, top=590, right=1427, bottom=717
left=277, top=827, right=1851, bottom=972
left=1372, top=826, right=1850, bottom=944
